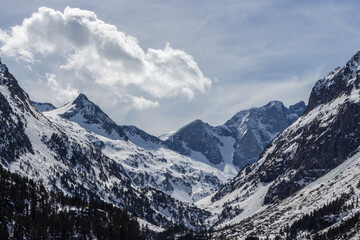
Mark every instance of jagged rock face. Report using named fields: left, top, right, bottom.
left=225, top=101, right=306, bottom=169
left=260, top=103, right=360, bottom=204
left=165, top=101, right=306, bottom=170
left=120, top=125, right=162, bottom=146
left=210, top=150, right=360, bottom=239
left=289, top=100, right=307, bottom=115
left=30, top=100, right=56, bottom=112
left=307, top=52, right=360, bottom=112
left=0, top=62, right=29, bottom=105
left=34, top=91, right=305, bottom=174
left=205, top=50, right=360, bottom=229
left=166, top=120, right=224, bottom=164
left=0, top=93, right=33, bottom=163
left=47, top=96, right=227, bottom=203
left=0, top=62, right=33, bottom=163
left=58, top=93, right=126, bottom=139
left=259, top=52, right=360, bottom=204
left=53, top=94, right=161, bottom=146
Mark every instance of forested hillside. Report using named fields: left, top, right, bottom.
left=0, top=165, right=143, bottom=240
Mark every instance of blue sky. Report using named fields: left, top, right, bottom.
left=1, top=0, right=360, bottom=135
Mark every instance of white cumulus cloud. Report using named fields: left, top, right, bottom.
left=125, top=95, right=160, bottom=110
left=46, top=73, right=79, bottom=102
left=0, top=6, right=211, bottom=109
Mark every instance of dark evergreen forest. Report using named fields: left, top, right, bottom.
left=0, top=165, right=143, bottom=240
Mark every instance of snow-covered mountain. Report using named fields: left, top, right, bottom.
left=210, top=150, right=360, bottom=239
left=35, top=91, right=306, bottom=183
left=4, top=47, right=360, bottom=239
left=45, top=93, right=227, bottom=203
left=50, top=93, right=127, bottom=140
left=51, top=94, right=161, bottom=148
left=164, top=100, right=306, bottom=173
left=0, top=59, right=214, bottom=231
left=30, top=100, right=56, bottom=111
left=196, top=50, right=360, bottom=239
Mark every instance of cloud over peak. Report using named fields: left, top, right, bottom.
left=0, top=6, right=211, bottom=108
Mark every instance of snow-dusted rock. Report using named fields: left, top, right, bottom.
left=46, top=94, right=228, bottom=203
left=164, top=100, right=306, bottom=172
left=0, top=60, right=212, bottom=231
left=199, top=50, right=360, bottom=237
left=30, top=100, right=56, bottom=112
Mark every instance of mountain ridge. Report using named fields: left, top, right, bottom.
left=0, top=60, right=215, bottom=231
left=30, top=100, right=56, bottom=112
left=45, top=94, right=230, bottom=203
left=164, top=100, right=306, bottom=173
left=2, top=48, right=360, bottom=239
left=196, top=50, right=360, bottom=239
left=35, top=91, right=305, bottom=180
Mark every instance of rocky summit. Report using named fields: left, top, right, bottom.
left=165, top=100, right=306, bottom=172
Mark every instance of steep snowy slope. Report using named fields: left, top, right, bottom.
left=225, top=100, right=305, bottom=169
left=51, top=94, right=161, bottom=148
left=49, top=94, right=127, bottom=140
left=164, top=101, right=306, bottom=172
left=164, top=119, right=238, bottom=178
left=0, top=59, right=211, bottom=231
left=197, top=50, right=360, bottom=233
left=210, top=150, right=360, bottom=239
left=38, top=91, right=305, bottom=181
left=30, top=100, right=56, bottom=111
left=47, top=94, right=228, bottom=202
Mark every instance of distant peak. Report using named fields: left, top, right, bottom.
left=179, top=119, right=207, bottom=131
left=289, top=100, right=306, bottom=116
left=72, top=93, right=92, bottom=107
left=289, top=100, right=306, bottom=109
left=188, top=119, right=206, bottom=126
left=267, top=100, right=284, bottom=106
left=342, top=50, right=360, bottom=75
left=263, top=100, right=285, bottom=110
left=0, top=61, right=8, bottom=74
left=348, top=50, right=360, bottom=64
left=60, top=92, right=117, bottom=127
left=192, top=119, right=204, bottom=124
left=74, top=93, right=89, bottom=101
left=307, top=50, right=360, bottom=112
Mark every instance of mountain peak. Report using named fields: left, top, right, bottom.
left=72, top=93, right=92, bottom=107
left=263, top=100, right=285, bottom=111
left=307, top=50, right=360, bottom=112
left=48, top=93, right=123, bottom=139
left=50, top=94, right=162, bottom=145
left=289, top=100, right=305, bottom=108
left=69, top=94, right=111, bottom=121
left=289, top=100, right=306, bottom=115
left=74, top=93, right=89, bottom=101
left=164, top=100, right=306, bottom=172
left=0, top=57, right=10, bottom=75
left=0, top=60, right=30, bottom=105
left=267, top=100, right=283, bottom=106
left=347, top=49, right=360, bottom=66
left=0, top=62, right=8, bottom=75
left=187, top=119, right=205, bottom=126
